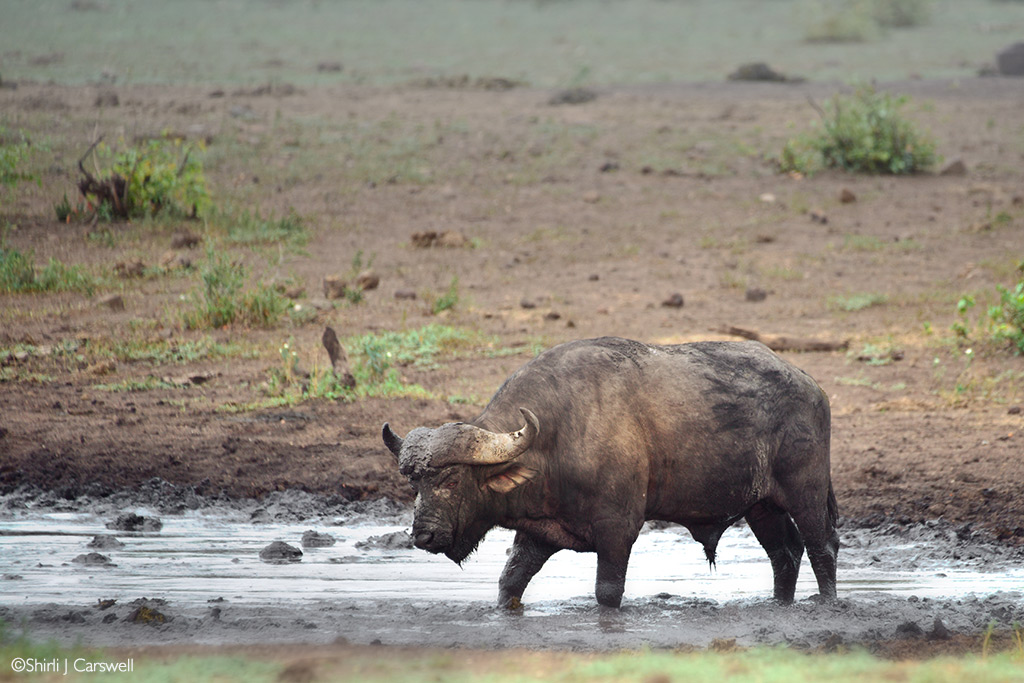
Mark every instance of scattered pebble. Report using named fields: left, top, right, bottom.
left=661, top=293, right=685, bottom=309
left=260, top=541, right=303, bottom=563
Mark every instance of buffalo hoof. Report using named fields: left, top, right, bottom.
left=501, top=596, right=524, bottom=611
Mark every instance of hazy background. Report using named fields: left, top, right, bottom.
left=2, top=0, right=1023, bottom=87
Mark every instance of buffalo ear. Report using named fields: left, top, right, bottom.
left=382, top=423, right=403, bottom=460
left=484, top=464, right=538, bottom=494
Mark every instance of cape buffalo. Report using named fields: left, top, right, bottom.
left=382, top=337, right=838, bottom=608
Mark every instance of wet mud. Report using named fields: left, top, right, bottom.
left=2, top=483, right=1022, bottom=652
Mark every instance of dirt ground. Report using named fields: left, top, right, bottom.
left=2, top=77, right=1024, bottom=658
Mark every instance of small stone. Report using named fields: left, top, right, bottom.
left=809, top=209, right=829, bottom=224
left=72, top=552, right=115, bottom=567
left=588, top=274, right=600, bottom=281
left=544, top=311, right=562, bottom=321
left=98, top=294, right=125, bottom=311
left=355, top=269, right=380, bottom=291
left=301, top=530, right=337, bottom=548
left=598, top=161, right=620, bottom=173
left=996, top=41, right=1024, bottom=76
left=323, top=276, right=348, bottom=300
left=87, top=535, right=124, bottom=551
left=355, top=530, right=414, bottom=550
left=259, top=541, right=303, bottom=563
left=939, top=159, right=968, bottom=176
left=1008, top=406, right=1021, bottom=415
left=839, top=188, right=857, bottom=203
left=661, top=293, right=685, bottom=309
left=520, top=298, right=537, bottom=309
left=745, top=287, right=768, bottom=302
left=394, top=289, right=417, bottom=300
left=548, top=87, right=597, bottom=105
left=758, top=192, right=776, bottom=203
left=316, top=61, right=343, bottom=73
left=582, top=190, right=601, bottom=204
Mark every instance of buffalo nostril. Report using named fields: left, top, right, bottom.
left=414, top=531, right=434, bottom=549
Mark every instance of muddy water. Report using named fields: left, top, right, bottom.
left=2, top=510, right=1022, bottom=609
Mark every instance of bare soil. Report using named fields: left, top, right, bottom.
left=2, top=77, right=1024, bottom=657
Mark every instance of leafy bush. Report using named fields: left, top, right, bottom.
left=181, top=251, right=289, bottom=329
left=72, top=137, right=210, bottom=221
left=955, top=262, right=1024, bottom=355
left=1, top=246, right=98, bottom=295
left=779, top=85, right=937, bottom=175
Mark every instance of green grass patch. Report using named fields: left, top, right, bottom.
left=206, top=206, right=308, bottom=247
left=0, top=246, right=100, bottom=295
left=0, top=124, right=38, bottom=190
left=180, top=250, right=290, bottom=329
left=86, top=336, right=252, bottom=365
left=779, top=85, right=937, bottom=175
left=233, top=324, right=520, bottom=411
left=93, top=376, right=183, bottom=392
left=828, top=292, right=888, bottom=312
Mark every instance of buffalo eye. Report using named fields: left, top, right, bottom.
left=443, top=479, right=459, bottom=491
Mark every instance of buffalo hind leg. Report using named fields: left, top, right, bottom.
left=746, top=502, right=804, bottom=603
left=786, top=485, right=840, bottom=601
left=497, top=532, right=559, bottom=608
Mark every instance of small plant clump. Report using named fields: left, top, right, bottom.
left=181, top=250, right=289, bottom=329
left=64, top=137, right=210, bottom=222
left=1, top=246, right=98, bottom=295
left=779, top=85, right=937, bottom=175
left=0, top=125, right=37, bottom=189
left=954, top=262, right=1024, bottom=355
left=802, top=0, right=931, bottom=42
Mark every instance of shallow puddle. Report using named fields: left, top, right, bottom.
left=2, top=511, right=1022, bottom=609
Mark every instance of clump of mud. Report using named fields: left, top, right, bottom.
left=260, top=541, right=303, bottom=563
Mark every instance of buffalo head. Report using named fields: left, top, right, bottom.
left=382, top=408, right=540, bottom=563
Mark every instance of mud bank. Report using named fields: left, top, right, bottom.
left=2, top=483, right=1022, bottom=651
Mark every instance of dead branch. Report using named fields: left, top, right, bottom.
left=715, top=325, right=849, bottom=353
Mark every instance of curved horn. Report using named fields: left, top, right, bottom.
left=381, top=423, right=404, bottom=460
left=441, top=408, right=540, bottom=466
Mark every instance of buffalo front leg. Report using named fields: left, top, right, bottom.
left=497, top=532, right=559, bottom=608
left=593, top=520, right=639, bottom=608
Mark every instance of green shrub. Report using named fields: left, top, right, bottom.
left=74, top=137, right=210, bottom=221
left=0, top=246, right=98, bottom=295
left=182, top=251, right=288, bottom=329
left=780, top=85, right=937, bottom=175
left=956, top=262, right=1024, bottom=355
